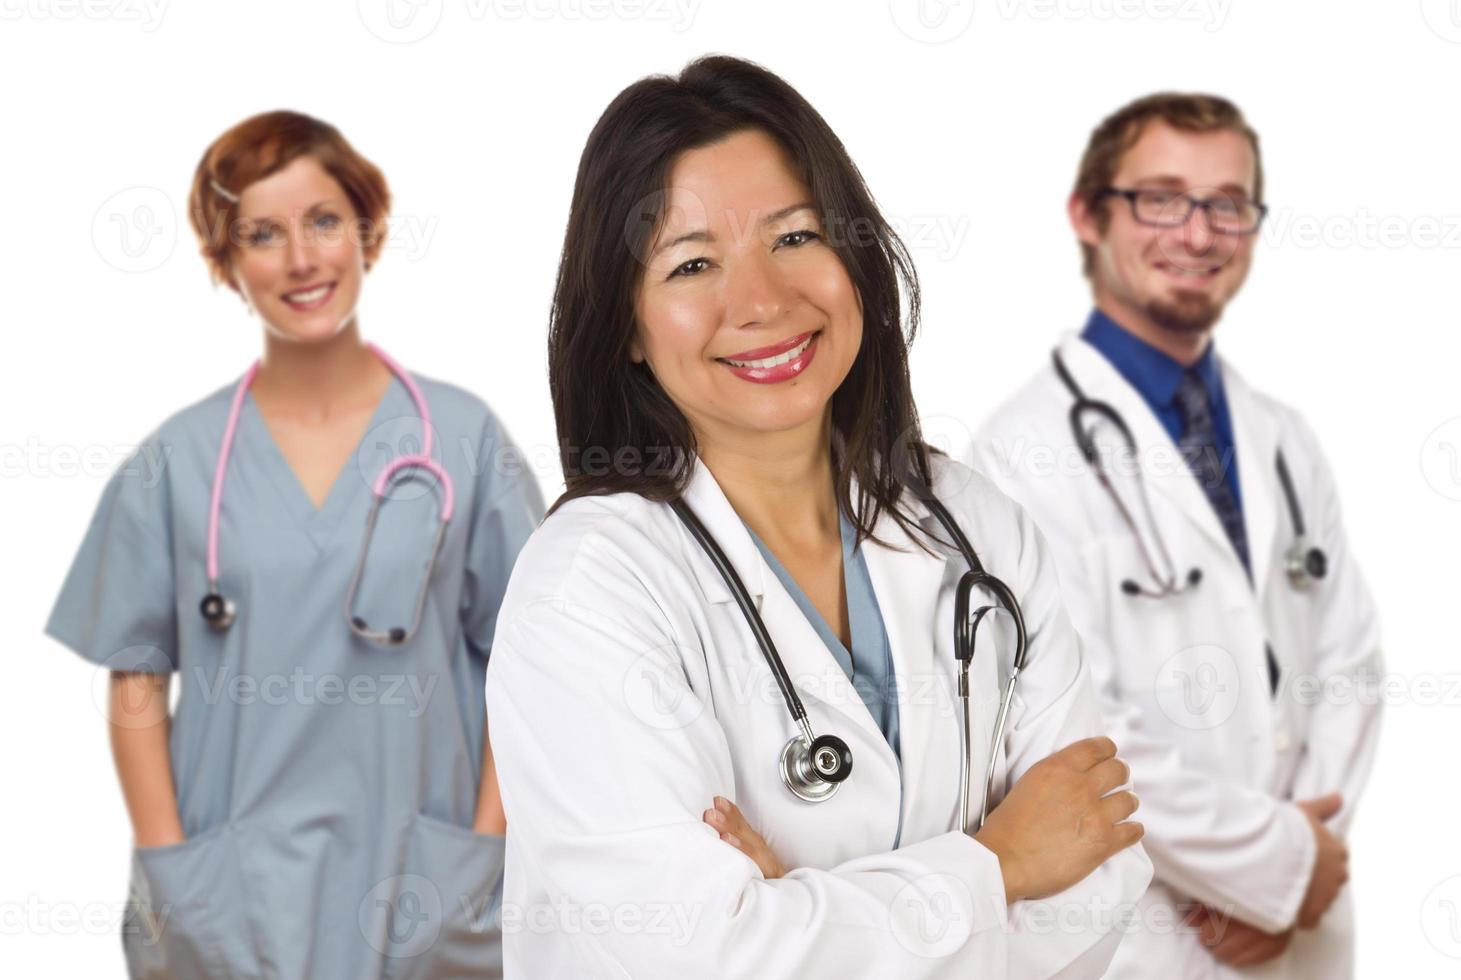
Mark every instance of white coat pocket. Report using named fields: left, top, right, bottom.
left=125, top=824, right=261, bottom=979
left=381, top=813, right=506, bottom=980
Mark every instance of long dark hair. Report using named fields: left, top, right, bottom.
left=548, top=54, right=935, bottom=547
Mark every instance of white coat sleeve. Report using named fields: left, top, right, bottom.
left=969, top=439, right=1316, bottom=934
left=486, top=567, right=1013, bottom=978
left=993, top=496, right=1155, bottom=979
left=1284, top=425, right=1383, bottom=839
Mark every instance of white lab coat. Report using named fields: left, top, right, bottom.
left=969, top=334, right=1383, bottom=979
left=485, top=453, right=1152, bottom=979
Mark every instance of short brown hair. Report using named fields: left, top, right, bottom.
left=1073, top=92, right=1262, bottom=276
left=188, top=110, right=391, bottom=288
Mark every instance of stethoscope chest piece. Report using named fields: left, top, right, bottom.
left=199, top=588, right=235, bottom=630
left=1285, top=537, right=1328, bottom=590
left=780, top=730, right=852, bottom=803
left=1276, top=450, right=1328, bottom=591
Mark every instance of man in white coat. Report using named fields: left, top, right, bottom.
left=970, top=93, right=1383, bottom=977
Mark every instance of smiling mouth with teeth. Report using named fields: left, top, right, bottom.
left=283, top=283, right=333, bottom=304
left=1158, top=263, right=1219, bottom=278
left=719, top=333, right=816, bottom=369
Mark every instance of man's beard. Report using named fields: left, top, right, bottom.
left=1146, top=288, right=1222, bottom=335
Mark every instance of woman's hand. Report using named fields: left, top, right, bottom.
left=973, top=735, right=1143, bottom=904
left=109, top=672, right=186, bottom=850
left=703, top=796, right=786, bottom=879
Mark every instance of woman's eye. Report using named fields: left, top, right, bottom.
left=247, top=228, right=280, bottom=246
left=777, top=229, right=821, bottom=248
left=668, top=257, right=711, bottom=279
left=314, top=214, right=341, bottom=229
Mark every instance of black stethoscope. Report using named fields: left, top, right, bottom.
left=1052, top=349, right=1327, bottom=596
left=670, top=489, right=1027, bottom=833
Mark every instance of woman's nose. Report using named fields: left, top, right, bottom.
left=725, top=250, right=795, bottom=328
left=285, top=226, right=318, bottom=277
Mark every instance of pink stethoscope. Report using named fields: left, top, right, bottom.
left=199, top=342, right=456, bottom=646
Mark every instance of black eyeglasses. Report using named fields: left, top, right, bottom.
left=1098, top=187, right=1268, bottom=234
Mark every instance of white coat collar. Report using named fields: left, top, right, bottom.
left=1220, top=361, right=1281, bottom=597
left=677, top=456, right=767, bottom=605
left=676, top=453, right=936, bottom=604
left=1055, top=332, right=1283, bottom=595
left=1055, top=333, right=1239, bottom=573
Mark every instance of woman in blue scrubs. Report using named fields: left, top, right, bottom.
left=44, top=110, right=542, bottom=979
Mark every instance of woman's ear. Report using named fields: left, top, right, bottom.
left=629, top=336, right=645, bottom=364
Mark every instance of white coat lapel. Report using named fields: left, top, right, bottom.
left=859, top=490, right=957, bottom=837
left=1059, top=335, right=1236, bottom=569
left=1222, top=362, right=1281, bottom=600
left=675, top=460, right=891, bottom=757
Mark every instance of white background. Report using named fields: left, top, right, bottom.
left=4, top=0, right=1460, bottom=974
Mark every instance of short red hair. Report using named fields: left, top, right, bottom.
left=188, top=110, right=391, bottom=288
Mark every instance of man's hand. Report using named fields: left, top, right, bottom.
left=1189, top=905, right=1294, bottom=967
left=1295, top=792, right=1348, bottom=929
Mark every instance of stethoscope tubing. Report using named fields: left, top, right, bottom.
left=204, top=342, right=455, bottom=645
left=672, top=476, right=1029, bottom=831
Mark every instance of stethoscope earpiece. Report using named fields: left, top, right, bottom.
left=1120, top=568, right=1199, bottom=600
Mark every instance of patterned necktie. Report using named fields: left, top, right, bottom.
left=1174, top=369, right=1250, bottom=576
left=1175, top=370, right=1279, bottom=694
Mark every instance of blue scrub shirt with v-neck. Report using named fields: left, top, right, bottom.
left=744, top=512, right=902, bottom=761
left=45, top=370, right=544, bottom=980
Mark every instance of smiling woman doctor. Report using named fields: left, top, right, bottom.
left=485, top=56, right=1152, bottom=978
left=44, top=112, right=542, bottom=978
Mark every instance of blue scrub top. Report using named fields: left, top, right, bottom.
left=744, top=512, right=902, bottom=761
left=44, top=370, right=544, bottom=980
